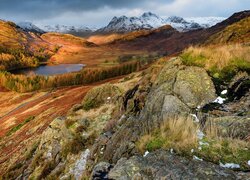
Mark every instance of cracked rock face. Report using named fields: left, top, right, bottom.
left=93, top=150, right=239, bottom=180
left=173, top=66, right=216, bottom=108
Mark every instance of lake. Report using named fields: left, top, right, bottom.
left=11, top=64, right=85, bottom=76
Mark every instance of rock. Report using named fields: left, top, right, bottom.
left=68, top=104, right=83, bottom=115
left=162, top=95, right=190, bottom=116
left=92, top=162, right=113, bottom=180
left=206, top=116, right=250, bottom=140
left=82, top=83, right=122, bottom=110
left=228, top=72, right=250, bottom=101
left=69, top=149, right=90, bottom=180
left=108, top=150, right=239, bottom=180
left=174, top=66, right=216, bottom=108
left=154, top=57, right=183, bottom=87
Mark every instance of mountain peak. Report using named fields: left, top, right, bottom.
left=141, top=12, right=158, bottom=18
left=17, top=21, right=45, bottom=33
left=167, top=16, right=187, bottom=23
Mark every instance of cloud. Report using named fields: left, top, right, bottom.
left=0, top=0, right=249, bottom=26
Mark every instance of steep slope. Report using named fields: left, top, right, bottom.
left=3, top=53, right=250, bottom=178
left=206, top=16, right=250, bottom=44
left=0, top=20, right=53, bottom=70
left=0, top=20, right=28, bottom=49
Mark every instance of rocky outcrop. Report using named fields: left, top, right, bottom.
left=93, top=150, right=239, bottom=180
left=140, top=58, right=216, bottom=131
left=82, top=83, right=122, bottom=110
left=88, top=58, right=217, bottom=171
left=24, top=117, right=72, bottom=178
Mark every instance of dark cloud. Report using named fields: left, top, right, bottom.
left=0, top=0, right=169, bottom=19
left=0, top=0, right=249, bottom=26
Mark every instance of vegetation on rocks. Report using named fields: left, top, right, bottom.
left=181, top=44, right=250, bottom=83
left=137, top=116, right=198, bottom=153
left=82, top=84, right=121, bottom=110
left=136, top=115, right=250, bottom=170
left=7, top=116, right=35, bottom=136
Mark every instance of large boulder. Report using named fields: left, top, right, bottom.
left=140, top=58, right=216, bottom=130
left=174, top=66, right=216, bottom=108
left=107, top=150, right=239, bottom=180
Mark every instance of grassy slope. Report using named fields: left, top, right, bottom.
left=0, top=21, right=27, bottom=49
left=88, top=25, right=173, bottom=45
left=207, top=17, right=250, bottom=44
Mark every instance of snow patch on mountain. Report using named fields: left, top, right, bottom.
left=36, top=24, right=94, bottom=34
left=17, top=22, right=45, bottom=33
left=165, top=16, right=202, bottom=32
left=186, top=17, right=226, bottom=28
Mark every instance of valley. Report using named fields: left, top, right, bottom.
left=0, top=6, right=250, bottom=179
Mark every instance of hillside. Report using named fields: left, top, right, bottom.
left=0, top=10, right=250, bottom=179
left=88, top=25, right=175, bottom=45
left=107, top=11, right=250, bottom=55
left=0, top=20, right=54, bottom=71
left=1, top=43, right=249, bottom=178
left=207, top=16, right=250, bottom=44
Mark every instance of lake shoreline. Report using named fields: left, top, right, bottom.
left=9, top=64, right=85, bottom=76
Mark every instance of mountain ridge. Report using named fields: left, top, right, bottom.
left=97, top=12, right=225, bottom=33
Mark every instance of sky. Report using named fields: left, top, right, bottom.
left=0, top=0, right=249, bottom=27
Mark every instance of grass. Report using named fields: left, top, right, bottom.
left=7, top=116, right=35, bottom=136
left=137, top=115, right=250, bottom=170
left=180, top=44, right=250, bottom=82
left=196, top=138, right=250, bottom=170
left=196, top=118, right=250, bottom=170
left=137, top=116, right=198, bottom=154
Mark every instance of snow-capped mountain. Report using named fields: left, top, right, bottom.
left=186, top=17, right=226, bottom=28
left=97, top=12, right=165, bottom=33
left=38, top=24, right=93, bottom=34
left=17, top=22, right=45, bottom=34
left=97, top=12, right=225, bottom=33
left=35, top=24, right=94, bottom=37
left=165, top=16, right=202, bottom=31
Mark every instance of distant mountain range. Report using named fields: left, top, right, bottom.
left=17, top=12, right=225, bottom=35
left=96, top=12, right=225, bottom=33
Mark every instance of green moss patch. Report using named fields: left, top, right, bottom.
left=7, top=116, right=35, bottom=136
